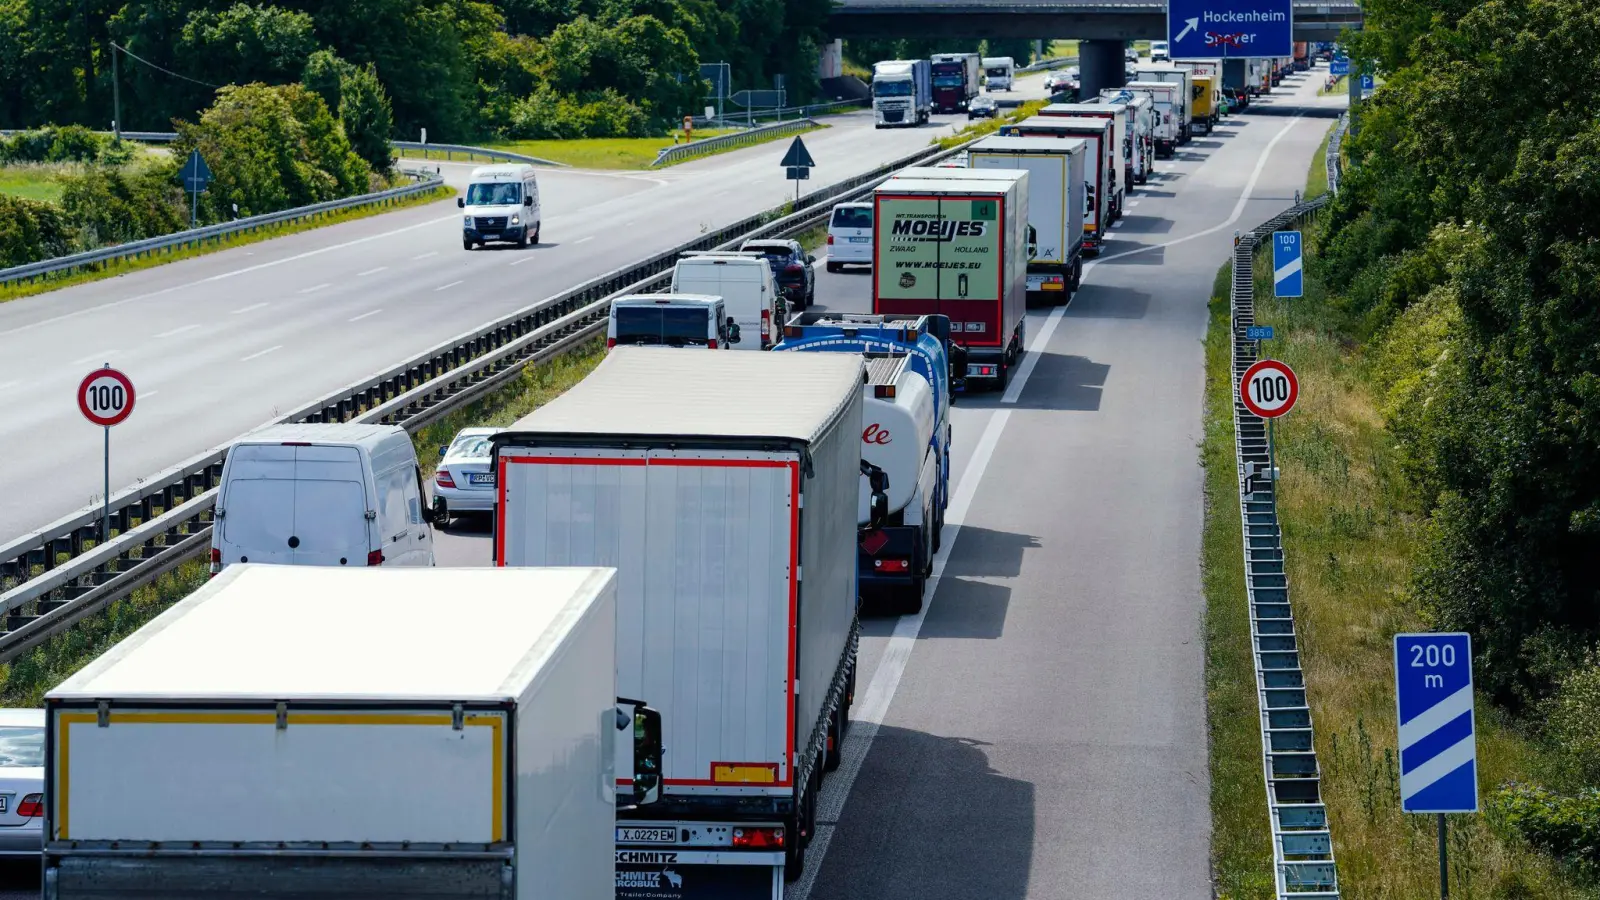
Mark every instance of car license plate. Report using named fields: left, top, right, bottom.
left=482, top=233, right=498, bottom=240
left=0, top=796, right=9, bottom=813
left=616, top=826, right=677, bottom=844
left=849, top=237, right=868, bottom=243
left=468, top=473, right=494, bottom=485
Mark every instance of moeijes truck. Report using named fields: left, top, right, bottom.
left=872, top=59, right=932, bottom=127
left=42, top=564, right=664, bottom=900
left=873, top=166, right=1029, bottom=391
left=491, top=347, right=872, bottom=893
left=968, top=135, right=1086, bottom=303
left=776, top=313, right=954, bottom=614
left=1001, top=116, right=1116, bottom=254
left=931, top=52, right=981, bottom=113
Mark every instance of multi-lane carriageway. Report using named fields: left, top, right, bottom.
left=0, top=65, right=1346, bottom=897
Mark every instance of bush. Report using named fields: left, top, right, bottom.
left=57, top=165, right=186, bottom=248
left=507, top=88, right=649, bottom=140
left=0, top=125, right=115, bottom=164
left=0, top=194, right=76, bottom=266
left=1492, top=783, right=1600, bottom=869
left=339, top=64, right=395, bottom=175
left=1542, top=655, right=1600, bottom=785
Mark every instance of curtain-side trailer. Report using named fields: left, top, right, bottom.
left=968, top=135, right=1086, bottom=303
left=43, top=565, right=661, bottom=900
left=492, top=348, right=869, bottom=895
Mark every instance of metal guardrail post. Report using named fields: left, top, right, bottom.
left=1231, top=197, right=1340, bottom=899
left=1325, top=113, right=1349, bottom=197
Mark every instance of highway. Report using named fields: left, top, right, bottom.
left=430, top=69, right=1345, bottom=898
left=0, top=73, right=1051, bottom=543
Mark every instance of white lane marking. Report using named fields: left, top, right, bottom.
left=154, top=324, right=199, bottom=339
left=0, top=213, right=460, bottom=338
left=357, top=266, right=388, bottom=277
left=348, top=309, right=383, bottom=322
left=790, top=113, right=1314, bottom=895
left=1129, top=201, right=1142, bottom=208
left=71, top=350, right=117, bottom=366
left=792, top=406, right=1013, bottom=900
left=414, top=251, right=439, bottom=260
left=231, top=302, right=269, bottom=315
left=574, top=236, right=595, bottom=245
left=140, top=390, right=158, bottom=399
left=434, top=280, right=463, bottom=292
left=510, top=255, right=539, bottom=266
left=298, top=283, right=331, bottom=294
left=239, top=345, right=282, bottom=362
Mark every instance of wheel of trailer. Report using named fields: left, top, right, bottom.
left=901, top=574, right=926, bottom=615
left=994, top=357, right=1010, bottom=392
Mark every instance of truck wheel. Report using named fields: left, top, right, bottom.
left=994, top=359, right=1010, bottom=392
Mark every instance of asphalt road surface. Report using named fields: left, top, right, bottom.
left=0, top=79, right=1052, bottom=543
left=429, top=67, right=1344, bottom=899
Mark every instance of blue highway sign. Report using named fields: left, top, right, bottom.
left=1167, top=0, right=1294, bottom=59
left=179, top=149, right=212, bottom=193
left=1394, top=633, right=1478, bottom=814
left=1330, top=57, right=1350, bottom=76
left=1273, top=231, right=1302, bottom=298
left=1245, top=325, right=1275, bottom=340
left=1360, top=73, right=1375, bottom=92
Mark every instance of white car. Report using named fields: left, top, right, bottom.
left=0, top=709, right=43, bottom=857
left=1150, top=40, right=1170, bottom=61
left=826, top=203, right=873, bottom=272
left=431, top=427, right=501, bottom=524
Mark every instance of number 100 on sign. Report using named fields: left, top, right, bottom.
left=1239, top=359, right=1298, bottom=418
left=77, top=367, right=137, bottom=427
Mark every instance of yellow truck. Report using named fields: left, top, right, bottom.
left=1192, top=75, right=1220, bottom=135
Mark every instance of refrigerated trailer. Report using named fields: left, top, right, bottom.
left=1125, top=80, right=1182, bottom=156
left=491, top=347, right=868, bottom=894
left=43, top=564, right=662, bottom=900
left=968, top=135, right=1086, bottom=302
left=1000, top=116, right=1115, bottom=255
left=1040, top=102, right=1131, bottom=213
left=1134, top=64, right=1194, bottom=142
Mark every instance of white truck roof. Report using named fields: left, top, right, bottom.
left=504, top=346, right=861, bottom=444
left=970, top=135, right=1088, bottom=155
left=232, top=422, right=403, bottom=446
left=48, top=565, right=616, bottom=703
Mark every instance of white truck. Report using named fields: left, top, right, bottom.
left=42, top=564, right=664, bottom=900
left=1042, top=102, right=1133, bottom=207
left=1101, top=89, right=1155, bottom=184
left=981, top=56, right=1015, bottom=91
left=969, top=135, right=1086, bottom=302
left=872, top=59, right=932, bottom=127
left=1135, top=64, right=1194, bottom=142
left=491, top=347, right=872, bottom=893
left=1126, top=80, right=1182, bottom=157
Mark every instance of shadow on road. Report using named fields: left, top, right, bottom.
left=1068, top=285, right=1150, bottom=321
left=807, top=726, right=1034, bottom=900
left=1112, top=215, right=1174, bottom=236
left=1097, top=243, right=1165, bottom=265
left=922, top=577, right=1013, bottom=640
left=1004, top=351, right=1110, bottom=412
left=943, top=525, right=1039, bottom=581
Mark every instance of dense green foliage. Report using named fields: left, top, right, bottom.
left=1319, top=0, right=1600, bottom=752
left=2, top=0, right=839, bottom=141
left=0, top=194, right=76, bottom=266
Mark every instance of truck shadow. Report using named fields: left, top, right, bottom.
left=1003, top=351, right=1110, bottom=412
left=1112, top=215, right=1174, bottom=235
left=922, top=577, right=1014, bottom=641
left=1187, top=139, right=1225, bottom=150
left=802, top=727, right=1034, bottom=900
left=1172, top=151, right=1207, bottom=163
left=1069, top=285, right=1149, bottom=320
left=1095, top=242, right=1165, bottom=265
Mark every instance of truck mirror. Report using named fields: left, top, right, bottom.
left=457, top=197, right=465, bottom=208
left=523, top=196, right=533, bottom=207
left=631, top=705, right=664, bottom=807
left=439, top=446, right=448, bottom=457
left=726, top=318, right=741, bottom=345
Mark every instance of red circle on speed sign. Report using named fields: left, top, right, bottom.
left=77, top=367, right=136, bottom=427
left=1240, top=359, right=1298, bottom=419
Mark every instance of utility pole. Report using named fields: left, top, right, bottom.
left=111, top=43, right=122, bottom=142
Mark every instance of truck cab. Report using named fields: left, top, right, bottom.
left=872, top=59, right=931, bottom=128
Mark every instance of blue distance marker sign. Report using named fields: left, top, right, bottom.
left=1167, top=0, right=1294, bottom=59
left=1394, top=633, right=1479, bottom=814
left=1273, top=231, right=1303, bottom=298
left=1245, top=325, right=1275, bottom=340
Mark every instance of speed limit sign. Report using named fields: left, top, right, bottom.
left=1239, top=359, right=1298, bottom=419
left=78, top=366, right=136, bottom=427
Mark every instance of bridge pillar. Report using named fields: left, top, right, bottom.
left=1077, top=39, right=1126, bottom=101
left=818, top=39, right=843, bottom=81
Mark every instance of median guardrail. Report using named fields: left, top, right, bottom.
left=0, top=136, right=973, bottom=663
left=390, top=141, right=568, bottom=168
left=1017, top=55, right=1078, bottom=74
left=0, top=175, right=445, bottom=287
left=1325, top=112, right=1348, bottom=196
left=651, top=117, right=820, bottom=168
left=1230, top=194, right=1341, bottom=898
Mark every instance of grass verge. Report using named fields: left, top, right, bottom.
left=1201, top=222, right=1593, bottom=896
left=0, top=338, right=608, bottom=708
left=0, top=182, right=451, bottom=304
left=1306, top=120, right=1335, bottom=199
left=933, top=99, right=1047, bottom=150
left=1318, top=76, right=1349, bottom=97
left=470, top=123, right=823, bottom=170
left=0, top=165, right=64, bottom=203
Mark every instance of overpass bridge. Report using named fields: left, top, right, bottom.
left=827, top=0, right=1363, bottom=41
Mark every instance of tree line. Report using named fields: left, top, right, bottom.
left=1319, top=0, right=1600, bottom=862
left=0, top=0, right=837, bottom=141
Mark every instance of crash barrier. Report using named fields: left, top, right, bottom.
left=650, top=117, right=820, bottom=168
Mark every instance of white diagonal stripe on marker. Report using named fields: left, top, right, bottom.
left=1274, top=257, right=1302, bottom=283
left=1398, top=685, right=1473, bottom=750
left=1401, top=735, right=1475, bottom=796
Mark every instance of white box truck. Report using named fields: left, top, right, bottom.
left=1040, top=102, right=1133, bottom=209
left=872, top=59, right=931, bottom=127
left=1126, top=80, right=1182, bottom=157
left=1135, top=64, right=1194, bottom=142
left=491, top=347, right=870, bottom=893
left=1101, top=89, right=1155, bottom=184
left=969, top=135, right=1086, bottom=303
left=1001, top=116, right=1115, bottom=254
left=42, top=564, right=664, bottom=900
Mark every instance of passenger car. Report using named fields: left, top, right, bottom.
left=968, top=95, right=998, bottom=119
left=0, top=709, right=43, bottom=857
left=740, top=239, right=815, bottom=310
left=432, top=427, right=502, bottom=523
left=825, top=202, right=873, bottom=272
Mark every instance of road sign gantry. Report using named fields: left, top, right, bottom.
left=1167, top=0, right=1295, bottom=59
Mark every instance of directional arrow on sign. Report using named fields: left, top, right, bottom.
left=1174, top=17, right=1199, bottom=41
left=1167, top=0, right=1294, bottom=59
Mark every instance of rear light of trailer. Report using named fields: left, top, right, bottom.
left=731, top=827, right=785, bottom=849
left=873, top=558, right=911, bottom=573
left=367, top=550, right=384, bottom=566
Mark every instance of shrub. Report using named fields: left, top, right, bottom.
left=0, top=194, right=76, bottom=266
left=0, top=125, right=114, bottom=164
left=1492, top=783, right=1600, bottom=869
left=1542, top=655, right=1600, bottom=785
left=507, top=88, right=648, bottom=140
left=57, top=165, right=186, bottom=248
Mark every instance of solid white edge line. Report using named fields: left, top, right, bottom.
left=788, top=110, right=1311, bottom=898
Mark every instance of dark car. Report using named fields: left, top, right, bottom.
left=968, top=96, right=998, bottom=119
left=740, top=238, right=815, bottom=310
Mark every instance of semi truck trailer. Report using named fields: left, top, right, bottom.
left=43, top=565, right=663, bottom=900
left=1125, top=80, right=1182, bottom=156
left=1040, top=102, right=1131, bottom=214
left=1001, top=116, right=1115, bottom=253
left=1100, top=89, right=1155, bottom=183
left=968, top=135, right=1086, bottom=302
left=492, top=347, right=871, bottom=893
left=872, top=59, right=932, bottom=127
left=931, top=52, right=981, bottom=113
left=873, top=166, right=1029, bottom=391
left=1134, top=64, right=1194, bottom=142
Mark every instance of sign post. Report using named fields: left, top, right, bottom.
left=1239, top=357, right=1298, bottom=492
left=1395, top=633, right=1478, bottom=899
left=780, top=136, right=815, bottom=206
left=179, top=149, right=213, bottom=229
left=77, top=365, right=137, bottom=543
left=1274, top=230, right=1303, bottom=298
left=1167, top=0, right=1293, bottom=58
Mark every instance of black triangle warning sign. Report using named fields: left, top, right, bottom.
left=779, top=136, right=815, bottom=168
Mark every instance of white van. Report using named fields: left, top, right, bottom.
left=826, top=202, right=874, bottom=271
left=211, top=424, right=435, bottom=572
left=670, top=252, right=783, bottom=350
left=607, top=293, right=741, bottom=349
left=459, top=164, right=541, bottom=250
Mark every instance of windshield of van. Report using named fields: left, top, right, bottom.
left=614, top=306, right=712, bottom=347
left=465, top=181, right=521, bottom=206
left=832, top=206, right=873, bottom=229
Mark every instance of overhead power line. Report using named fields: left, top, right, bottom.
left=110, top=42, right=222, bottom=89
